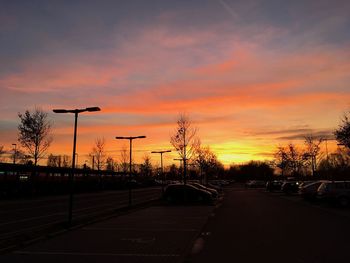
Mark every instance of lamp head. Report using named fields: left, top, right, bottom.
left=86, top=107, right=101, bottom=112
left=53, top=109, right=68, bottom=113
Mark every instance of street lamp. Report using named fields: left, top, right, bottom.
left=151, top=150, right=171, bottom=192
left=53, top=107, right=101, bottom=226
left=116, top=136, right=146, bottom=206
left=12, top=143, right=17, bottom=165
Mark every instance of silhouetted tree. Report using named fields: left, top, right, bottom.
left=304, top=135, right=324, bottom=176
left=10, top=148, right=27, bottom=164
left=274, top=146, right=289, bottom=176
left=318, top=147, right=350, bottom=179
left=106, top=156, right=115, bottom=171
left=167, top=164, right=180, bottom=180
left=140, top=154, right=152, bottom=177
left=17, top=108, right=53, bottom=166
left=327, top=148, right=350, bottom=169
left=47, top=154, right=62, bottom=167
left=335, top=111, right=350, bottom=149
left=274, top=144, right=308, bottom=176
left=119, top=146, right=129, bottom=174
left=0, top=145, right=6, bottom=162
left=240, top=161, right=274, bottom=180
left=287, top=143, right=307, bottom=176
left=195, top=144, right=218, bottom=184
left=170, top=113, right=199, bottom=183
left=90, top=137, right=106, bottom=171
left=62, top=155, right=71, bottom=168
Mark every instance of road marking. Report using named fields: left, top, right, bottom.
left=83, top=227, right=198, bottom=232
left=14, top=251, right=180, bottom=257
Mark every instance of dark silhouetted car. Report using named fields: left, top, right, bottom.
left=299, top=180, right=329, bottom=200
left=189, top=182, right=219, bottom=199
left=281, top=181, right=300, bottom=194
left=317, top=181, right=350, bottom=207
left=266, top=180, right=283, bottom=192
left=163, top=184, right=213, bottom=204
left=245, top=180, right=266, bottom=188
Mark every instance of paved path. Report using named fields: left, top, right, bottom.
left=186, top=187, right=350, bottom=263
left=0, top=204, right=214, bottom=263
left=0, top=187, right=161, bottom=249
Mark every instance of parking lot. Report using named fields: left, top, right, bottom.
left=0, top=201, right=215, bottom=263
left=1, top=183, right=350, bottom=263
left=187, top=184, right=350, bottom=263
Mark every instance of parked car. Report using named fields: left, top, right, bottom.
left=298, top=181, right=314, bottom=188
left=189, top=182, right=219, bottom=199
left=245, top=180, right=266, bottom=188
left=207, top=182, right=223, bottom=193
left=281, top=181, right=300, bottom=194
left=163, top=184, right=214, bottom=204
left=299, top=180, right=328, bottom=200
left=266, top=180, right=283, bottom=192
left=317, top=181, right=350, bottom=207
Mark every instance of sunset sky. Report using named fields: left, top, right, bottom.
left=0, top=0, right=350, bottom=167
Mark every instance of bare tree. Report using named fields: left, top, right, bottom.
left=335, top=111, right=350, bottom=149
left=17, top=108, right=53, bottom=166
left=8, top=147, right=28, bottom=165
left=274, top=144, right=308, bottom=176
left=320, top=147, right=350, bottom=170
left=62, top=155, right=71, bottom=168
left=106, top=156, right=115, bottom=171
left=195, top=144, right=218, bottom=184
left=89, top=137, right=107, bottom=171
left=304, top=135, right=324, bottom=176
left=0, top=145, right=6, bottom=162
left=47, top=154, right=62, bottom=167
left=140, top=154, right=153, bottom=177
left=170, top=113, right=199, bottom=183
left=287, top=144, right=305, bottom=176
left=118, top=146, right=129, bottom=174
left=274, top=146, right=289, bottom=176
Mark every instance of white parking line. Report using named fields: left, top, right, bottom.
left=83, top=227, right=198, bottom=232
left=14, top=251, right=180, bottom=257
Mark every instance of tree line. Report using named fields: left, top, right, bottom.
left=1, top=108, right=350, bottom=181
left=272, top=112, right=350, bottom=179
left=0, top=109, right=224, bottom=181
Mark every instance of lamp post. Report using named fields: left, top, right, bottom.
left=116, top=136, right=146, bottom=206
left=12, top=143, right=17, bottom=165
left=53, top=107, right=100, bottom=226
left=75, top=153, right=79, bottom=168
left=152, top=150, right=171, bottom=192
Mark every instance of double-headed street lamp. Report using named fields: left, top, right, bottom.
left=115, top=135, right=146, bottom=206
left=53, top=107, right=101, bottom=226
left=151, top=150, right=171, bottom=192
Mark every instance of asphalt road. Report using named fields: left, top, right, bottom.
left=2, top=185, right=350, bottom=263
left=0, top=187, right=161, bottom=250
left=186, top=186, right=350, bottom=263
left=0, top=201, right=214, bottom=263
